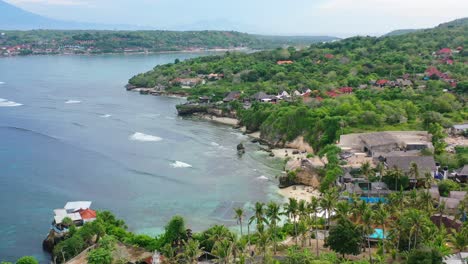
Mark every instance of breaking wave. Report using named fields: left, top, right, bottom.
left=129, top=132, right=162, bottom=142
left=100, top=114, right=112, bottom=118
left=0, top=82, right=5, bottom=85
left=0, top=98, right=22, bottom=107
left=170, top=161, right=192, bottom=168
left=65, top=100, right=81, bottom=104
left=256, top=175, right=269, bottom=181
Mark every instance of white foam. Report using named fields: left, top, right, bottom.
left=170, top=161, right=192, bottom=168
left=0, top=98, right=22, bottom=107
left=129, top=132, right=162, bottom=142
left=256, top=176, right=269, bottom=181
left=100, top=114, right=112, bottom=118
left=210, top=142, right=220, bottom=146
left=165, top=116, right=175, bottom=120
left=0, top=82, right=5, bottom=85
left=65, top=100, right=81, bottom=104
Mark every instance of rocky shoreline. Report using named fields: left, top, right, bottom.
left=126, top=87, right=323, bottom=200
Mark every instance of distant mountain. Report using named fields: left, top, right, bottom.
left=383, top=29, right=419, bottom=37
left=0, top=0, right=151, bottom=30
left=383, top=17, right=468, bottom=37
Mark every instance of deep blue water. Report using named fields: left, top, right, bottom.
left=0, top=54, right=282, bottom=262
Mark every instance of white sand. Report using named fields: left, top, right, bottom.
left=278, top=185, right=321, bottom=201
left=199, top=114, right=239, bottom=126
left=271, top=148, right=307, bottom=159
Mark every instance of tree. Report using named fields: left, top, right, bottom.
left=449, top=226, right=468, bottom=261
left=406, top=247, right=443, bottom=264
left=438, top=180, right=459, bottom=197
left=326, top=218, right=361, bottom=258
left=265, top=201, right=281, bottom=255
left=182, top=239, right=204, bottom=264
left=361, top=209, right=374, bottom=264
left=373, top=204, right=389, bottom=256
left=87, top=248, right=112, bottom=264
left=164, top=216, right=187, bottom=247
left=428, top=123, right=447, bottom=155
left=284, top=198, right=299, bottom=245
left=15, top=257, right=39, bottom=264
left=234, top=207, right=244, bottom=237
left=309, top=196, right=321, bottom=257
left=250, top=202, right=267, bottom=231
left=321, top=189, right=338, bottom=235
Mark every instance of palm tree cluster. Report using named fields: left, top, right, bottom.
left=160, top=185, right=468, bottom=264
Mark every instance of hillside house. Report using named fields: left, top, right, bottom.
left=338, top=131, right=433, bottom=157
left=436, top=48, right=452, bottom=58
left=223, top=91, right=241, bottom=103
left=452, top=123, right=468, bottom=135
left=52, top=201, right=96, bottom=232
left=384, top=155, right=437, bottom=177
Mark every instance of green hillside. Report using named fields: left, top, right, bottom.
left=129, top=19, right=467, bottom=151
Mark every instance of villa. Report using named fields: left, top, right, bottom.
left=52, top=201, right=96, bottom=233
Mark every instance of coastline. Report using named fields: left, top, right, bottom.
left=191, top=111, right=320, bottom=202
left=0, top=47, right=254, bottom=59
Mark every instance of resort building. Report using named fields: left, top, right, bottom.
left=52, top=201, right=96, bottom=232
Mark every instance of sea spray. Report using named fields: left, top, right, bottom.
left=170, top=161, right=192, bottom=168
left=65, top=100, right=81, bottom=104
left=129, top=132, right=162, bottom=142
left=0, top=98, right=22, bottom=107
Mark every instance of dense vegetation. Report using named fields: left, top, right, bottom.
left=0, top=30, right=337, bottom=55
left=5, top=176, right=467, bottom=263
left=129, top=19, right=467, bottom=152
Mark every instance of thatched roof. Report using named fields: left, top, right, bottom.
left=385, top=156, right=436, bottom=177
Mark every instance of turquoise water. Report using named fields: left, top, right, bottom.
left=369, top=228, right=386, bottom=239
left=0, top=54, right=283, bottom=262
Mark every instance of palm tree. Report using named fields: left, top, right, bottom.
left=449, top=227, right=468, bottom=262
left=250, top=202, right=267, bottom=231
left=284, top=198, right=299, bottom=245
left=408, top=162, right=420, bottom=184
left=418, top=190, right=434, bottom=213
left=234, top=207, right=244, bottom=237
left=212, top=239, right=234, bottom=264
left=309, top=196, right=321, bottom=257
left=265, top=202, right=281, bottom=255
left=335, top=201, right=351, bottom=221
left=373, top=203, right=389, bottom=257
left=436, top=200, right=446, bottom=227
left=321, top=189, right=338, bottom=237
left=361, top=161, right=372, bottom=195
left=256, top=227, right=271, bottom=263
left=362, top=209, right=374, bottom=264
left=182, top=239, right=204, bottom=264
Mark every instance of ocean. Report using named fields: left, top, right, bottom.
left=0, top=53, right=283, bottom=262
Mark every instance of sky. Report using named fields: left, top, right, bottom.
left=4, top=0, right=468, bottom=37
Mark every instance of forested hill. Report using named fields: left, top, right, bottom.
left=0, top=30, right=338, bottom=56
left=128, top=19, right=467, bottom=153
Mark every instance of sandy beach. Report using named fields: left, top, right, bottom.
left=278, top=185, right=321, bottom=201
left=197, top=114, right=239, bottom=126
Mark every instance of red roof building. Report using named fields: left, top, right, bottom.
left=326, top=91, right=339, bottom=97
left=324, top=54, right=334, bottom=59
left=437, top=48, right=452, bottom=55
left=79, top=209, right=97, bottom=222
left=425, top=66, right=450, bottom=79
left=338, top=87, right=353, bottom=94
left=376, top=79, right=389, bottom=86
